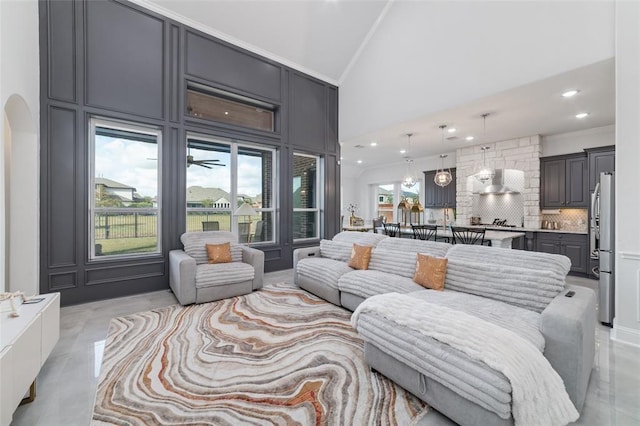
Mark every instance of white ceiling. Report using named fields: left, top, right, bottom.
left=134, top=0, right=615, bottom=168
left=137, top=0, right=391, bottom=85
left=341, top=58, right=615, bottom=167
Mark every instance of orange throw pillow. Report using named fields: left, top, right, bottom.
left=348, top=244, right=373, bottom=270
left=206, top=242, right=232, bottom=264
left=413, top=254, right=448, bottom=291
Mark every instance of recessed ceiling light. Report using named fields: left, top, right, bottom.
left=357, top=160, right=363, bottom=164
left=465, top=136, right=474, bottom=141
left=576, top=112, right=589, bottom=119
left=224, top=111, right=229, bottom=115
left=400, top=149, right=406, bottom=154
left=370, top=142, right=377, bottom=147
left=562, top=90, right=579, bottom=98
left=448, top=128, right=456, bottom=133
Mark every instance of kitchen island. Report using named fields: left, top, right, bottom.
left=376, top=226, right=525, bottom=248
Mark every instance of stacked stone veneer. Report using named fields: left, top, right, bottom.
left=456, top=135, right=541, bottom=228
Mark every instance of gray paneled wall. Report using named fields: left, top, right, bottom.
left=39, top=0, right=340, bottom=305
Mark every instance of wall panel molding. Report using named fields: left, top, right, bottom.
left=48, top=271, right=77, bottom=291
left=47, top=105, right=78, bottom=268
left=85, top=260, right=165, bottom=286
left=47, top=0, right=77, bottom=102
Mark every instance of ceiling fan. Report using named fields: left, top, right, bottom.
left=186, top=147, right=226, bottom=169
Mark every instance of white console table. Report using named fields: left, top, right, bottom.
left=0, top=293, right=60, bottom=426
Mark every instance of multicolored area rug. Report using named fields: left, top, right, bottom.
left=91, top=283, right=428, bottom=425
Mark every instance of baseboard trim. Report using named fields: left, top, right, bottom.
left=610, top=323, right=640, bottom=348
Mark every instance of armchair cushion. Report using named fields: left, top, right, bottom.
left=196, top=262, right=255, bottom=288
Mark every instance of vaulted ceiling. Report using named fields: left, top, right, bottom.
left=137, top=0, right=616, bottom=168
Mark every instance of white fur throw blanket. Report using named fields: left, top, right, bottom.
left=352, top=293, right=579, bottom=426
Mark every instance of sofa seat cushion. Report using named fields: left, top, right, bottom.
left=195, top=262, right=255, bottom=288
left=338, top=270, right=423, bottom=299
left=407, top=290, right=544, bottom=351
left=181, top=231, right=243, bottom=265
left=296, top=257, right=353, bottom=291
left=445, top=245, right=570, bottom=313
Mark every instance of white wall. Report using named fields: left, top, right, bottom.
left=612, top=1, right=640, bottom=347
left=341, top=152, right=456, bottom=221
left=542, top=125, right=615, bottom=157
left=1, top=0, right=40, bottom=295
left=340, top=1, right=615, bottom=141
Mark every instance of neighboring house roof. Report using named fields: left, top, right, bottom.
left=95, top=177, right=136, bottom=191
left=186, top=186, right=231, bottom=203
left=378, top=187, right=392, bottom=196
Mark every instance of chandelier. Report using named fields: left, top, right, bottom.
left=401, top=133, right=418, bottom=188
left=434, top=125, right=452, bottom=187
left=475, top=113, right=495, bottom=184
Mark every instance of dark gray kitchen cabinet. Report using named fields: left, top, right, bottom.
left=424, top=168, right=456, bottom=208
left=586, top=146, right=615, bottom=192
left=535, top=232, right=588, bottom=274
left=541, top=153, right=588, bottom=208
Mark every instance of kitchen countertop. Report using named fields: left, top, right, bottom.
left=464, top=224, right=588, bottom=235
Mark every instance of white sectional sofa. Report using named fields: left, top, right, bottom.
left=293, top=232, right=596, bottom=426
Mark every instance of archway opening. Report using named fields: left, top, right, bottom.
left=3, top=94, right=39, bottom=295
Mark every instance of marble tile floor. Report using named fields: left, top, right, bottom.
left=10, top=272, right=640, bottom=425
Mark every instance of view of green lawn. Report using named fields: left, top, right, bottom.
left=95, top=212, right=241, bottom=256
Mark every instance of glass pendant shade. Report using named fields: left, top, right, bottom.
left=434, top=154, right=452, bottom=187
left=402, top=159, right=417, bottom=188
left=475, top=146, right=495, bottom=184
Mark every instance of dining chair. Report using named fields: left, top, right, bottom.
left=451, top=227, right=491, bottom=246
left=372, top=216, right=385, bottom=234
left=411, top=224, right=438, bottom=241
left=382, top=222, right=401, bottom=237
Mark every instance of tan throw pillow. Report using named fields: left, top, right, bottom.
left=348, top=244, right=373, bottom=270
left=413, top=254, right=448, bottom=291
left=206, top=242, right=232, bottom=264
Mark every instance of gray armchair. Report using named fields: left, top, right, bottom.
left=169, top=231, right=264, bottom=305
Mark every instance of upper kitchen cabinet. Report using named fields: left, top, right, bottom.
left=424, top=168, right=456, bottom=208
left=585, top=146, right=615, bottom=192
left=541, top=153, right=588, bottom=208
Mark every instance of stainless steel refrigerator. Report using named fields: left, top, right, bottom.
left=591, top=171, right=615, bottom=326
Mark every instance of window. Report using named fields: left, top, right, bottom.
left=89, top=118, right=161, bottom=259
left=186, top=83, right=275, bottom=132
left=186, top=134, right=276, bottom=245
left=376, top=184, right=394, bottom=223
left=293, top=153, right=321, bottom=240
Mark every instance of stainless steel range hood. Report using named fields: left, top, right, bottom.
left=477, top=169, right=520, bottom=195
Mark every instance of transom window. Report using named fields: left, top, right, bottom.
left=89, top=117, right=162, bottom=259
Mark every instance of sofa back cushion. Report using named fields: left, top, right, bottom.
left=320, top=239, right=353, bottom=262
left=332, top=231, right=387, bottom=247
left=181, top=231, right=243, bottom=265
left=368, top=239, right=452, bottom=279
left=444, top=244, right=570, bottom=313
left=375, top=238, right=451, bottom=257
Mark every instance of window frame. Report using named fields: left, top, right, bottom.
left=293, top=152, right=322, bottom=242
left=88, top=117, right=163, bottom=261
left=185, top=133, right=278, bottom=245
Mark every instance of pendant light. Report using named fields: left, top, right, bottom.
left=401, top=133, right=417, bottom=188
left=434, top=125, right=453, bottom=187
left=475, top=113, right=495, bottom=184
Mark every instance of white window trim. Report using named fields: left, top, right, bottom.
left=88, top=117, right=163, bottom=261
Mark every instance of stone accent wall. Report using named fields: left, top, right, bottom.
left=456, top=135, right=541, bottom=228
